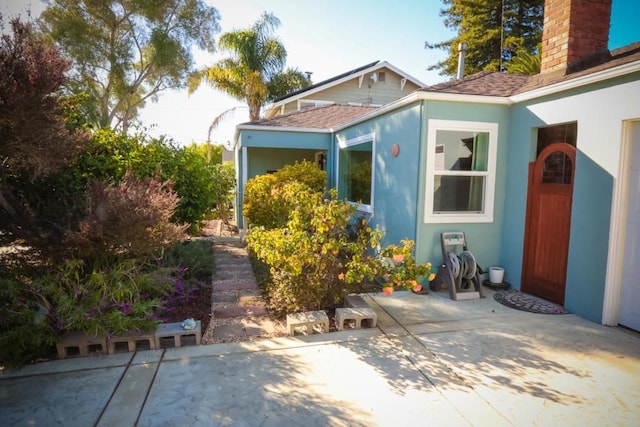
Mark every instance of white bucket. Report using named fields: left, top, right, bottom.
left=489, top=267, right=505, bottom=284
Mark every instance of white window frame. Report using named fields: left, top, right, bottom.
left=297, top=99, right=334, bottom=110
left=336, top=132, right=376, bottom=213
left=424, top=119, right=498, bottom=223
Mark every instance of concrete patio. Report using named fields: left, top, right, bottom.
left=1, top=288, right=639, bottom=426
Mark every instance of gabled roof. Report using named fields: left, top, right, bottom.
left=265, top=61, right=425, bottom=115
left=420, top=42, right=640, bottom=98
left=239, top=104, right=379, bottom=131
left=272, top=60, right=381, bottom=102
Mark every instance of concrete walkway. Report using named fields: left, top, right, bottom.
left=2, top=241, right=640, bottom=426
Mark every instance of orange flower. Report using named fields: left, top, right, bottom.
left=392, top=254, right=404, bottom=263
left=412, top=284, right=423, bottom=292
left=428, top=273, right=436, bottom=282
left=338, top=272, right=345, bottom=281
left=382, top=286, right=394, bottom=296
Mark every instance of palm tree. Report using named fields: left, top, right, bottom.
left=505, top=44, right=542, bottom=75
left=189, top=12, right=309, bottom=122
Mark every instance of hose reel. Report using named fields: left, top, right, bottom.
left=440, top=232, right=482, bottom=300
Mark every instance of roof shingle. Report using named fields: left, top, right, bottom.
left=421, top=42, right=640, bottom=98
left=241, top=104, right=378, bottom=129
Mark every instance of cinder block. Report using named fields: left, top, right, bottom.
left=107, top=332, right=156, bottom=354
left=286, top=311, right=329, bottom=336
left=335, top=307, right=377, bottom=331
left=345, top=294, right=373, bottom=309
left=56, top=332, right=107, bottom=359
left=155, top=321, right=201, bottom=348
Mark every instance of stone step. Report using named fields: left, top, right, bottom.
left=213, top=279, right=258, bottom=291
left=214, top=270, right=256, bottom=280
left=213, top=263, right=253, bottom=271
left=211, top=292, right=239, bottom=303
left=213, top=305, right=268, bottom=318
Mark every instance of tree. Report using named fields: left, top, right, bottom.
left=505, top=44, right=541, bottom=75
left=426, top=0, right=543, bottom=77
left=189, top=12, right=309, bottom=121
left=0, top=16, right=88, bottom=248
left=41, top=0, right=221, bottom=132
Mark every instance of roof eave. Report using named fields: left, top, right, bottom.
left=511, top=60, right=640, bottom=103
left=236, top=124, right=333, bottom=134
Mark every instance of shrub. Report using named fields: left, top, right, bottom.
left=209, top=162, right=236, bottom=223
left=64, top=172, right=187, bottom=263
left=0, top=269, right=57, bottom=368
left=159, top=239, right=214, bottom=283
left=247, top=183, right=434, bottom=315
left=243, top=160, right=326, bottom=228
left=247, top=187, right=382, bottom=316
left=37, top=258, right=172, bottom=337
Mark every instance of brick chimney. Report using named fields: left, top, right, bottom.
left=540, top=0, right=612, bottom=74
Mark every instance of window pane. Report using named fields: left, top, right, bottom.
left=435, top=130, right=489, bottom=172
left=340, top=141, right=372, bottom=205
left=433, top=175, right=484, bottom=213
left=542, top=152, right=572, bottom=184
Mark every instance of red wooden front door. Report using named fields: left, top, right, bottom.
left=521, top=143, right=576, bottom=305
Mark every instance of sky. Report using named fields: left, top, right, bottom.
left=2, top=0, right=639, bottom=147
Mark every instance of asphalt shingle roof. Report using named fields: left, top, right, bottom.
left=241, top=104, right=379, bottom=129
left=420, top=42, right=640, bottom=98
left=420, top=71, right=529, bottom=97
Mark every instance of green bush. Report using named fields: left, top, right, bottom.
left=0, top=269, right=57, bottom=368
left=247, top=181, right=434, bottom=315
left=160, top=239, right=214, bottom=283
left=243, top=160, right=326, bottom=228
left=63, top=130, right=232, bottom=234
left=247, top=187, right=382, bottom=316
left=37, top=258, right=172, bottom=337
left=209, top=162, right=236, bottom=223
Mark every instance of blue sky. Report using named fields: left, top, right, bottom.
left=2, top=0, right=639, bottom=145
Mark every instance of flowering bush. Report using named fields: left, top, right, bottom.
left=248, top=187, right=382, bottom=316
left=248, top=185, right=435, bottom=315
left=373, top=240, right=435, bottom=295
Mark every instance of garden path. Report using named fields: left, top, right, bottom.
left=200, top=222, right=287, bottom=343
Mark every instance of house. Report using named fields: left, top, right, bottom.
left=233, top=0, right=640, bottom=331
left=234, top=61, right=424, bottom=224
left=263, top=60, right=425, bottom=118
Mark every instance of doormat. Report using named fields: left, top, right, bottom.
left=493, top=290, right=570, bottom=315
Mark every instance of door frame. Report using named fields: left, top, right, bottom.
left=603, top=120, right=640, bottom=325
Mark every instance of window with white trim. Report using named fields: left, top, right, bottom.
left=298, top=99, right=334, bottom=110
left=425, top=120, right=498, bottom=223
left=337, top=133, right=375, bottom=213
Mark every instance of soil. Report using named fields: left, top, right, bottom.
left=157, top=283, right=214, bottom=328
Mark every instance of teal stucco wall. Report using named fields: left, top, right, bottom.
left=335, top=102, right=423, bottom=246
left=502, top=75, right=640, bottom=323
left=414, top=101, right=511, bottom=275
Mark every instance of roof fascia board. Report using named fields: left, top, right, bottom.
left=417, top=92, right=512, bottom=105
left=236, top=124, right=332, bottom=134
left=376, top=61, right=426, bottom=87
left=511, top=60, right=640, bottom=103
left=334, top=92, right=510, bottom=132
